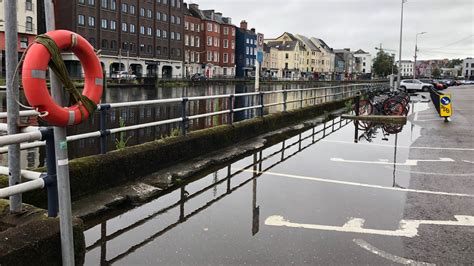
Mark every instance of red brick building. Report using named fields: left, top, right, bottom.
left=186, top=4, right=235, bottom=78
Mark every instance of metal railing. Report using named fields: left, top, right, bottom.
left=0, top=83, right=387, bottom=155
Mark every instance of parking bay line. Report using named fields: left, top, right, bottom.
left=330, top=157, right=454, bottom=166
left=320, top=139, right=474, bottom=151
left=265, top=214, right=474, bottom=238
left=241, top=169, right=474, bottom=198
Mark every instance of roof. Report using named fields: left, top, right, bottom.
left=311, top=38, right=333, bottom=53
left=354, top=49, right=369, bottom=54
left=295, top=34, right=321, bottom=52
left=266, top=41, right=299, bottom=51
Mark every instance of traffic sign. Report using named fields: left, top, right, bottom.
left=439, top=94, right=452, bottom=117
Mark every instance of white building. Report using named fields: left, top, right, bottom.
left=462, top=58, right=474, bottom=79
left=353, top=49, right=372, bottom=75
left=396, top=60, right=414, bottom=78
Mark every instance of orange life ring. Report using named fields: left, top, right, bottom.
left=22, top=30, right=103, bottom=126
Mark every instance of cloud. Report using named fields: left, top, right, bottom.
left=190, top=0, right=474, bottom=60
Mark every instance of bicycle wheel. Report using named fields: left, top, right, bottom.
left=357, top=99, right=373, bottom=115
left=383, top=99, right=405, bottom=116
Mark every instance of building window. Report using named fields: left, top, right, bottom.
left=184, top=35, right=189, bottom=46
left=223, top=53, right=228, bottom=63
left=111, top=0, right=116, bottom=10
left=163, top=0, right=167, bottom=4
left=147, top=27, right=152, bottom=36
left=163, top=47, right=168, bottom=55
left=79, top=0, right=85, bottom=4
left=78, top=15, right=85, bottom=25
left=231, top=40, right=235, bottom=49
left=177, top=48, right=181, bottom=57
left=130, top=24, right=136, bottom=33
left=207, top=51, right=212, bottom=61
left=223, top=27, right=228, bottom=35
left=130, top=5, right=135, bottom=14
left=110, top=20, right=116, bottom=30
left=184, top=21, right=189, bottom=30
left=20, top=37, right=28, bottom=48
left=196, top=36, right=200, bottom=47
left=147, top=9, right=152, bottom=18
left=232, top=28, right=235, bottom=36
left=25, top=0, right=33, bottom=10
left=163, top=30, right=167, bottom=38
left=140, top=44, right=145, bottom=52
left=171, top=32, right=175, bottom=40
left=207, top=36, right=212, bottom=46
left=101, top=39, right=108, bottom=49
left=156, top=29, right=161, bottom=37
left=140, top=8, right=145, bottom=16
left=163, top=13, right=167, bottom=21
left=121, top=3, right=127, bottom=13
left=190, top=23, right=195, bottom=31
left=176, top=33, right=181, bottom=41
left=171, top=16, right=175, bottom=24
left=89, top=38, right=96, bottom=47
left=122, top=42, right=128, bottom=50
left=101, top=0, right=107, bottom=8
left=122, top=23, right=127, bottom=32
left=223, top=39, right=228, bottom=48
left=88, top=0, right=95, bottom=6
left=25, top=16, right=33, bottom=31
left=111, top=40, right=117, bottom=50
left=101, top=19, right=107, bottom=29
left=190, top=36, right=194, bottom=46
left=147, top=45, right=152, bottom=53
left=156, top=12, right=161, bottom=20
left=176, top=17, right=181, bottom=25
left=140, top=26, right=145, bottom=35
left=88, top=16, right=95, bottom=27
left=207, top=23, right=212, bottom=32
left=156, top=46, right=161, bottom=55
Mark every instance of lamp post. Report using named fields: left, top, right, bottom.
left=397, top=0, right=407, bottom=89
left=414, top=31, right=427, bottom=79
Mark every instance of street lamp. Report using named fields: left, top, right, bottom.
left=397, top=0, right=407, bottom=90
left=414, top=31, right=427, bottom=79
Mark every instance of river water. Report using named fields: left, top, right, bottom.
left=0, top=82, right=360, bottom=168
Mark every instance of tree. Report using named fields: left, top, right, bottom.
left=432, top=67, right=441, bottom=78
left=447, top=59, right=463, bottom=68
left=373, top=50, right=397, bottom=77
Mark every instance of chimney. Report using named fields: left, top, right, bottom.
left=250, top=28, right=256, bottom=33
left=240, top=20, right=248, bottom=30
left=215, top=12, right=222, bottom=20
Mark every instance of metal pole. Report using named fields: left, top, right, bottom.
left=5, top=0, right=22, bottom=213
left=44, top=128, right=58, bottom=217
left=397, top=0, right=406, bottom=90
left=255, top=60, right=260, bottom=92
left=45, top=1, right=75, bottom=265
left=181, top=98, right=188, bottom=136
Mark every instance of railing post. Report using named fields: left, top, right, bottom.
left=181, top=97, right=188, bottom=136
left=355, top=94, right=360, bottom=116
left=300, top=90, right=304, bottom=109
left=228, top=94, right=234, bottom=125
left=42, top=127, right=58, bottom=217
left=283, top=90, right=288, bottom=112
left=99, top=104, right=111, bottom=154
left=259, top=92, right=264, bottom=117
left=325, top=87, right=329, bottom=103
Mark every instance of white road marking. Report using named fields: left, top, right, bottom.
left=353, top=239, right=434, bottom=265
left=383, top=166, right=474, bottom=177
left=415, top=118, right=443, bottom=122
left=331, top=157, right=454, bottom=166
left=321, top=139, right=474, bottom=151
left=241, top=169, right=474, bottom=197
left=463, top=160, right=474, bottom=164
left=265, top=215, right=474, bottom=238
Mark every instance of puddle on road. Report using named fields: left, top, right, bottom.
left=84, top=113, right=425, bottom=265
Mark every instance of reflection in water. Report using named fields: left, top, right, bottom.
left=354, top=122, right=404, bottom=188
left=0, top=83, right=359, bottom=167
left=84, top=116, right=351, bottom=265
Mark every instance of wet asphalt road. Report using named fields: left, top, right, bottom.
left=84, top=86, right=474, bottom=265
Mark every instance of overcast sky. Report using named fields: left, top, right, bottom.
left=191, top=0, right=473, bottom=61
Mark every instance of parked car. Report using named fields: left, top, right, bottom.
left=420, top=79, right=446, bottom=90
left=190, top=73, right=208, bottom=81
left=400, top=79, right=434, bottom=92
left=111, top=71, right=137, bottom=80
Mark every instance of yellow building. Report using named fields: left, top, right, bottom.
left=264, top=32, right=306, bottom=79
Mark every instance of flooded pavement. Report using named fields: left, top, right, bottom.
left=83, top=90, right=474, bottom=265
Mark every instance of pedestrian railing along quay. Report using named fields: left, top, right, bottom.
left=0, top=83, right=387, bottom=155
